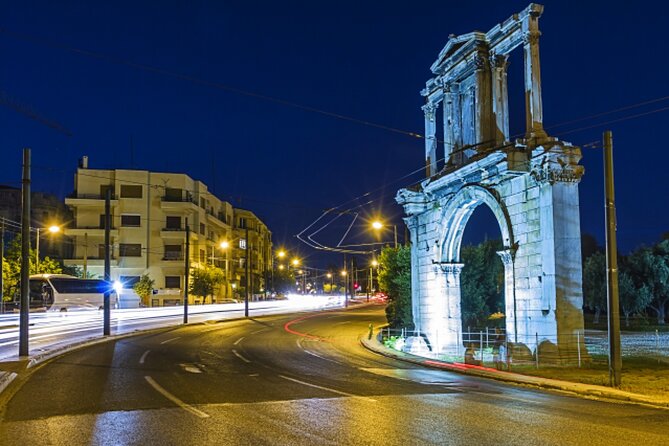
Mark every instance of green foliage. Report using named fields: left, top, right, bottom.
left=460, top=239, right=504, bottom=328
left=273, top=268, right=295, bottom=293
left=133, top=274, right=155, bottom=307
left=378, top=245, right=412, bottom=329
left=189, top=265, right=225, bottom=299
left=2, top=237, right=62, bottom=301
left=626, top=242, right=669, bottom=324
left=583, top=251, right=607, bottom=324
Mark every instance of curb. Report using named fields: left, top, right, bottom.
left=360, top=333, right=669, bottom=409
left=0, top=372, right=17, bottom=396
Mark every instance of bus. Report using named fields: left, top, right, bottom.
left=3, top=274, right=118, bottom=313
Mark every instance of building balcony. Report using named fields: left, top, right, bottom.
left=160, top=196, right=198, bottom=212
left=65, top=193, right=119, bottom=207
left=63, top=257, right=119, bottom=267
left=64, top=226, right=119, bottom=237
left=162, top=253, right=184, bottom=261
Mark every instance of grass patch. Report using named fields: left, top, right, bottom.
left=510, top=356, right=669, bottom=396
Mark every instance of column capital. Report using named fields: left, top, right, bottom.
left=490, top=53, right=509, bottom=70
left=496, top=248, right=516, bottom=265
left=422, top=102, right=438, bottom=121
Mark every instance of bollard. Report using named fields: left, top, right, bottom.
left=657, top=329, right=661, bottom=364
left=480, top=331, right=484, bottom=361
left=368, top=323, right=373, bottom=340
left=535, top=332, right=539, bottom=369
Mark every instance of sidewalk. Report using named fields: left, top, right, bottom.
left=360, top=331, right=669, bottom=409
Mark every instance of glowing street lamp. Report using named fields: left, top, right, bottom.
left=36, top=224, right=62, bottom=269
left=371, top=219, right=397, bottom=248
left=277, top=250, right=286, bottom=258
left=292, top=258, right=300, bottom=267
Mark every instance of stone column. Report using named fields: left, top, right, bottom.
left=491, top=54, right=510, bottom=145
left=522, top=9, right=547, bottom=140
left=422, top=102, right=439, bottom=177
left=473, top=50, right=492, bottom=150
left=496, top=248, right=517, bottom=344
left=442, top=83, right=455, bottom=164
left=422, top=262, right=463, bottom=355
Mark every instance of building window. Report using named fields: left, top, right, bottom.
left=120, top=185, right=142, bottom=198
left=200, top=249, right=206, bottom=263
left=238, top=217, right=246, bottom=229
left=164, top=245, right=183, bottom=260
left=165, top=216, right=181, bottom=230
left=200, top=223, right=205, bottom=235
left=119, top=276, right=140, bottom=288
left=119, top=244, right=142, bottom=257
left=200, top=197, right=206, bottom=208
left=121, top=214, right=141, bottom=227
left=239, top=238, right=247, bottom=250
left=165, top=276, right=181, bottom=289
left=164, top=187, right=182, bottom=201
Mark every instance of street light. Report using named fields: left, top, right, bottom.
left=292, top=258, right=300, bottom=267
left=36, top=224, right=62, bottom=269
left=277, top=250, right=286, bottom=258
left=371, top=219, right=397, bottom=248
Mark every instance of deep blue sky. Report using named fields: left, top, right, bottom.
left=0, top=1, right=667, bottom=267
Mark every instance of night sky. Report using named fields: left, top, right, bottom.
left=1, top=1, right=667, bottom=268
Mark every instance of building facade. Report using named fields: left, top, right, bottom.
left=63, top=158, right=272, bottom=306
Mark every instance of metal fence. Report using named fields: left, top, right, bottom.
left=378, top=327, right=669, bottom=368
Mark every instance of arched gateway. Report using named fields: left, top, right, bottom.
left=396, top=4, right=586, bottom=360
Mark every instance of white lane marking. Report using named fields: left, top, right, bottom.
left=303, top=348, right=343, bottom=365
left=251, top=328, right=268, bottom=335
left=144, top=375, right=210, bottom=418
left=233, top=337, right=244, bottom=346
left=160, top=337, right=180, bottom=345
left=139, top=350, right=150, bottom=364
left=232, top=349, right=251, bottom=363
left=279, top=375, right=376, bottom=402
left=180, top=363, right=203, bottom=374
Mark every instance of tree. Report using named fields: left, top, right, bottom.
left=618, top=269, right=651, bottom=328
left=627, top=242, right=669, bottom=325
left=460, top=239, right=504, bottom=328
left=2, top=236, right=62, bottom=301
left=583, top=251, right=607, bottom=324
left=377, top=245, right=412, bottom=328
left=133, top=274, right=155, bottom=307
left=189, top=265, right=224, bottom=303
left=273, top=268, right=295, bottom=293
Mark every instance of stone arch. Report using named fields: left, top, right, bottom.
left=438, top=185, right=514, bottom=263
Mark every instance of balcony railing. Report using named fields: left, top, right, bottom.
left=161, top=196, right=194, bottom=203
left=163, top=253, right=184, bottom=261
left=68, top=193, right=117, bottom=200
left=162, top=227, right=184, bottom=232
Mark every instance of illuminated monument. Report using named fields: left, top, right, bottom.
left=396, top=4, right=586, bottom=360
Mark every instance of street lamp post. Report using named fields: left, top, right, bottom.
left=35, top=225, right=61, bottom=270
left=372, top=220, right=397, bottom=248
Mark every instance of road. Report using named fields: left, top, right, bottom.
left=1, top=305, right=668, bottom=445
left=0, top=295, right=344, bottom=361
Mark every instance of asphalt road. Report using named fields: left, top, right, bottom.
left=1, top=304, right=668, bottom=445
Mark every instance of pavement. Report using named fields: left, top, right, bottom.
left=361, top=328, right=669, bottom=409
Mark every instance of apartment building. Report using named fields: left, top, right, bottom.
left=63, top=157, right=272, bottom=306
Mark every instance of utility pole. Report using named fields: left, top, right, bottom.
left=184, top=219, right=190, bottom=324
left=35, top=228, right=39, bottom=270
left=19, top=148, right=31, bottom=357
left=604, top=130, right=622, bottom=387
left=83, top=232, right=88, bottom=278
left=103, top=188, right=111, bottom=336
left=393, top=225, right=398, bottom=248
left=0, top=219, right=4, bottom=313
left=245, top=226, right=249, bottom=317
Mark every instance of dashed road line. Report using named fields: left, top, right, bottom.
left=232, top=349, right=251, bottom=363
left=139, top=349, right=150, bottom=364
left=278, top=375, right=376, bottom=402
left=233, top=337, right=244, bottom=346
left=144, top=375, right=210, bottom=418
left=160, top=337, right=181, bottom=345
